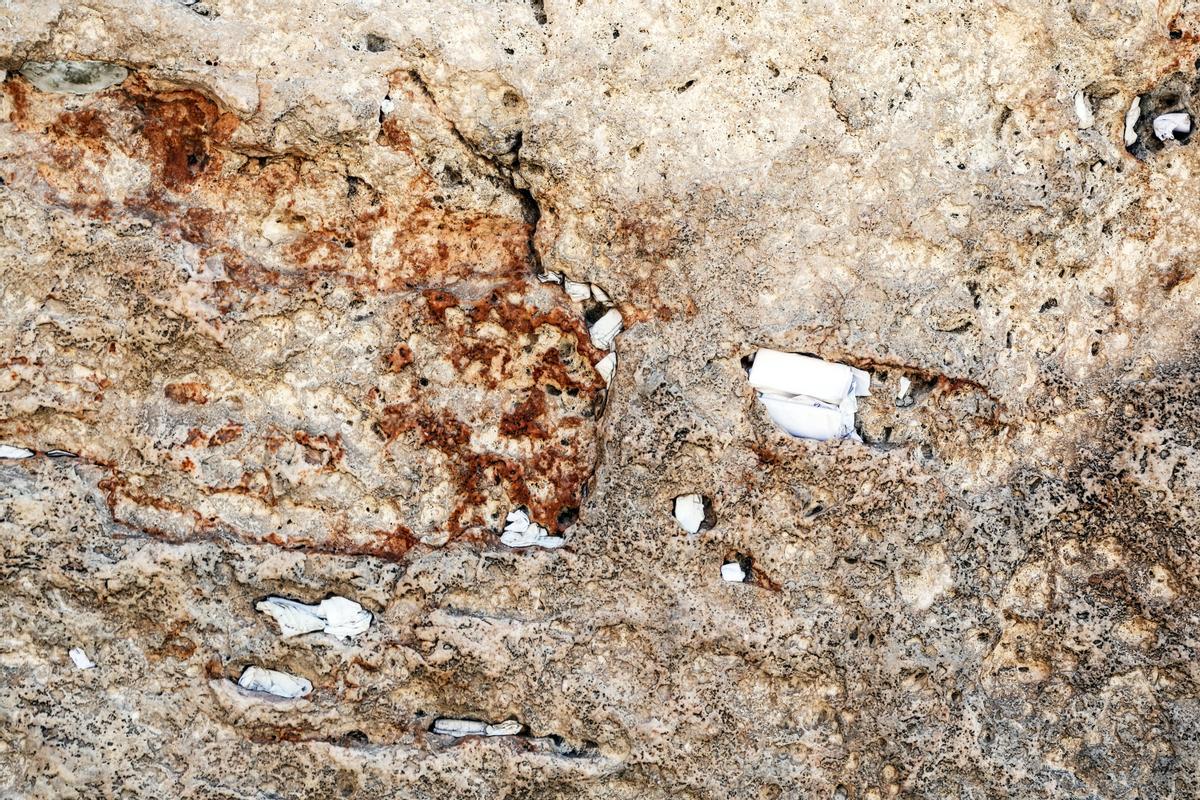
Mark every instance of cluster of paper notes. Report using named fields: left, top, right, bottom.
left=748, top=349, right=871, bottom=442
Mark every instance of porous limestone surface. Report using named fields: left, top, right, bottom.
left=1, top=1, right=1199, bottom=798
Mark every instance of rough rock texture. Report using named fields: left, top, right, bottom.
left=2, top=1, right=1199, bottom=798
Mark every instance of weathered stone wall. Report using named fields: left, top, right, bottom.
left=2, top=1, right=1199, bottom=798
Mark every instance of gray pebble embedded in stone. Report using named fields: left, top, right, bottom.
left=19, top=61, right=129, bottom=95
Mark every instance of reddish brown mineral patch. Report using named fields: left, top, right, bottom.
left=0, top=76, right=607, bottom=558
left=209, top=424, right=243, bottom=446
left=165, top=382, right=210, bottom=404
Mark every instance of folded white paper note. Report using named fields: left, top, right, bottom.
left=69, top=647, right=96, bottom=669
left=673, top=494, right=706, bottom=534
left=1124, top=96, right=1141, bottom=146
left=1153, top=112, right=1191, bottom=142
left=720, top=561, right=747, bottom=582
left=748, top=349, right=870, bottom=403
left=595, top=352, right=617, bottom=385
left=257, top=596, right=372, bottom=639
left=237, top=666, right=312, bottom=699
left=589, top=309, right=623, bottom=350
left=0, top=445, right=34, bottom=459
left=433, top=718, right=522, bottom=737
left=501, top=508, right=566, bottom=549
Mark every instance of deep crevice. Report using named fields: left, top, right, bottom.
left=406, top=69, right=544, bottom=275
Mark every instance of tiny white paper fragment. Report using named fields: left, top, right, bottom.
left=896, top=376, right=913, bottom=407
left=256, top=596, right=372, bottom=640
left=564, top=280, right=592, bottom=301
left=589, top=309, right=623, bottom=350
left=433, top=718, right=521, bottom=737
left=1073, top=91, right=1094, bottom=129
left=673, top=494, right=706, bottom=534
left=237, top=666, right=312, bottom=699
left=537, top=270, right=563, bottom=284
left=69, top=647, right=96, bottom=670
left=0, top=445, right=34, bottom=459
left=1153, top=112, right=1191, bottom=142
left=46, top=449, right=78, bottom=458
left=595, top=352, right=617, bottom=385
left=379, top=97, right=395, bottom=114
left=590, top=284, right=611, bottom=303
left=19, top=61, right=128, bottom=95
left=720, top=561, right=747, bottom=582
left=501, top=508, right=565, bottom=549
left=748, top=349, right=870, bottom=442
left=1124, top=96, right=1141, bottom=146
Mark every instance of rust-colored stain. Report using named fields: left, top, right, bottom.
left=387, top=343, right=414, bottom=372
left=209, top=424, right=243, bottom=446
left=165, top=382, right=210, bottom=405
left=1, top=75, right=606, bottom=559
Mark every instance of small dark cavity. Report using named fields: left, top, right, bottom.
left=676, top=79, right=696, bottom=93
left=1039, top=298, right=1058, bottom=312
left=556, top=506, right=579, bottom=530
left=1125, top=70, right=1198, bottom=159
left=1170, top=29, right=1183, bottom=39
left=583, top=303, right=607, bottom=325
left=365, top=34, right=391, bottom=52
left=529, top=0, right=547, bottom=24
left=700, top=495, right=717, bottom=531
left=337, top=730, right=371, bottom=746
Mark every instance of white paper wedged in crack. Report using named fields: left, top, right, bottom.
left=0, top=445, right=34, bottom=459
left=318, top=596, right=373, bottom=639
left=748, top=349, right=870, bottom=442
left=564, top=280, right=592, bottom=301
left=485, top=720, right=521, bottom=736
left=673, top=494, right=705, bottom=534
left=433, top=718, right=521, bottom=737
left=256, top=596, right=372, bottom=639
left=1153, top=112, right=1191, bottom=141
left=45, top=449, right=78, bottom=458
left=748, top=349, right=869, bottom=403
left=759, top=395, right=852, bottom=441
left=237, top=666, right=312, bottom=699
left=721, top=562, right=747, bottom=582
left=595, top=352, right=617, bottom=385
left=432, top=718, right=487, bottom=736
left=590, top=284, right=611, bottom=303
left=69, top=647, right=96, bottom=669
left=1074, top=91, right=1094, bottom=128
left=537, top=270, right=563, bottom=284
left=589, top=309, right=623, bottom=350
left=1124, top=96, right=1141, bottom=146
left=501, top=508, right=565, bottom=549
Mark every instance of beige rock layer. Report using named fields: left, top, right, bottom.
left=2, top=1, right=1199, bottom=798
